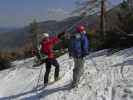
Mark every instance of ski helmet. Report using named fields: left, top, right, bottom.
left=43, top=33, right=49, bottom=38
left=76, top=25, right=85, bottom=32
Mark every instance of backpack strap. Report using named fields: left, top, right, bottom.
left=80, top=33, right=84, bottom=56
left=80, top=33, right=89, bottom=57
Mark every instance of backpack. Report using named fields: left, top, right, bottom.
left=69, top=32, right=89, bottom=58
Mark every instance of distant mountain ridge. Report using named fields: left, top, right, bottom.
left=0, top=16, right=91, bottom=51
left=0, top=27, right=17, bottom=33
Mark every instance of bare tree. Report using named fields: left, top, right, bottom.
left=73, top=0, right=107, bottom=40
left=72, top=0, right=101, bottom=16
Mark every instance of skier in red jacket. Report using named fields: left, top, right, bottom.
left=40, top=32, right=64, bottom=85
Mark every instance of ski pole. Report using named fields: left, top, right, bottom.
left=36, top=64, right=44, bottom=89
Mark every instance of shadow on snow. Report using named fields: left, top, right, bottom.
left=0, top=83, right=71, bottom=100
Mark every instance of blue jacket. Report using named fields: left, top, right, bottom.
left=69, top=32, right=89, bottom=58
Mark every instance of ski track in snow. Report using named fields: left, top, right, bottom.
left=0, top=48, right=133, bottom=100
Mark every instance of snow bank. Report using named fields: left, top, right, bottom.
left=0, top=48, right=133, bottom=100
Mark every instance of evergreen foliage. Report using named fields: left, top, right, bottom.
left=0, top=54, right=12, bottom=70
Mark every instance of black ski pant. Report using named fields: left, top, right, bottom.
left=44, top=58, right=60, bottom=84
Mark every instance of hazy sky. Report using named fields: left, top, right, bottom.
left=0, top=0, right=122, bottom=28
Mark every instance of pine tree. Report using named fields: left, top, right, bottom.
left=29, top=19, right=40, bottom=50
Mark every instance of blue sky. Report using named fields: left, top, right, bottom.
left=0, top=0, right=122, bottom=27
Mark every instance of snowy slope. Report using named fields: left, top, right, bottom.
left=0, top=48, right=133, bottom=100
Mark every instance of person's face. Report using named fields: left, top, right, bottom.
left=44, top=37, right=49, bottom=40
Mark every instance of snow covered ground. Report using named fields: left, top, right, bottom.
left=0, top=48, right=133, bottom=100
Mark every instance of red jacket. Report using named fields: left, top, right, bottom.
left=41, top=36, right=59, bottom=59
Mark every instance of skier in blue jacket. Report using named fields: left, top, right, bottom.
left=69, top=25, right=89, bottom=88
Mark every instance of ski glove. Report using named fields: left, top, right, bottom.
left=31, top=49, right=36, bottom=55
left=58, top=32, right=65, bottom=38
